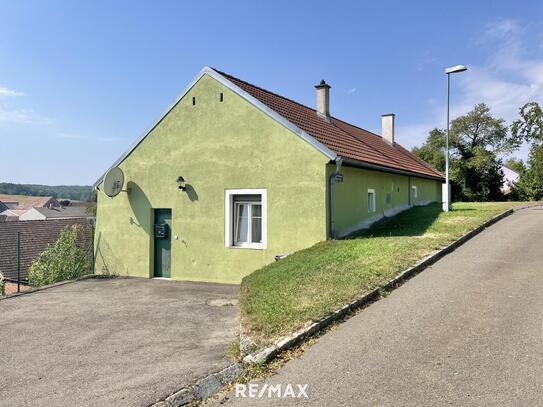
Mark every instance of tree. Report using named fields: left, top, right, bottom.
left=504, top=157, right=526, bottom=174
left=28, top=225, right=92, bottom=287
left=448, top=103, right=518, bottom=201
left=411, top=128, right=446, bottom=172
left=513, top=145, right=543, bottom=200
left=511, top=102, right=543, bottom=144
left=451, top=148, right=504, bottom=201
left=511, top=102, right=543, bottom=200
left=450, top=103, right=520, bottom=155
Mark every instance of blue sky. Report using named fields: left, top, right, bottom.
left=1, top=0, right=542, bottom=185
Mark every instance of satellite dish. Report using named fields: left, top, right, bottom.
left=102, top=167, right=125, bottom=198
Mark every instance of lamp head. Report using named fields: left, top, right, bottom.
left=445, top=65, right=467, bottom=74
left=176, top=176, right=186, bottom=191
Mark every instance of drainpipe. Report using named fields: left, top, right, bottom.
left=408, top=176, right=411, bottom=206
left=328, top=157, right=343, bottom=239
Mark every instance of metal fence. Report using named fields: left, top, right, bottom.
left=0, top=219, right=94, bottom=294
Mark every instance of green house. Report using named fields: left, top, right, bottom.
left=94, top=67, right=443, bottom=284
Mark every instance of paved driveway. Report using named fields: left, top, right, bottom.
left=0, top=277, right=239, bottom=407
left=222, top=206, right=543, bottom=406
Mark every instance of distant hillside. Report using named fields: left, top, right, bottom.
left=0, top=183, right=94, bottom=202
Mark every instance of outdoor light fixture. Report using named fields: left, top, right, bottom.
left=443, top=64, right=467, bottom=212
left=176, top=176, right=186, bottom=191
left=445, top=65, right=467, bottom=74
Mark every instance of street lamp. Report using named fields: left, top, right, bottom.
left=443, top=65, right=467, bottom=212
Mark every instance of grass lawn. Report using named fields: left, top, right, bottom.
left=240, top=202, right=532, bottom=345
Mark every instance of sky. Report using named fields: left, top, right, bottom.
left=1, top=0, right=543, bottom=185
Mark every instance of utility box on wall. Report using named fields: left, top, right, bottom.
left=154, top=223, right=169, bottom=239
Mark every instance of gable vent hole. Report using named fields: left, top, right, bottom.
left=220, top=93, right=224, bottom=102
left=192, top=97, right=196, bottom=106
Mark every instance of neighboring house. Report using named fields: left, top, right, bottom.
left=19, top=206, right=92, bottom=221
left=16, top=196, right=60, bottom=210
left=0, top=209, right=29, bottom=221
left=0, top=196, right=61, bottom=221
left=0, top=200, right=18, bottom=209
left=0, top=218, right=93, bottom=283
left=501, top=165, right=520, bottom=194
left=93, top=67, right=443, bottom=284
left=0, top=195, right=61, bottom=210
left=0, top=201, right=7, bottom=213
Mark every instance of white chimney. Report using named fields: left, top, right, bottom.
left=381, top=113, right=395, bottom=145
left=315, top=80, right=331, bottom=120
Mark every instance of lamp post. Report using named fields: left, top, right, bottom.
left=443, top=65, right=467, bottom=212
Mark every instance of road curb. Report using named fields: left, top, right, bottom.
left=0, top=274, right=108, bottom=302
left=149, top=363, right=245, bottom=407
left=241, top=203, right=541, bottom=365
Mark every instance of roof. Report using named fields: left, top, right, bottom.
left=0, top=218, right=93, bottom=281
left=30, top=206, right=90, bottom=219
left=501, top=166, right=520, bottom=184
left=0, top=202, right=7, bottom=212
left=1, top=209, right=28, bottom=217
left=16, top=196, right=58, bottom=210
left=217, top=69, right=443, bottom=179
left=94, top=66, right=443, bottom=186
left=0, top=195, right=60, bottom=210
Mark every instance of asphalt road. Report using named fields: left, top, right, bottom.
left=0, top=278, right=239, bottom=407
left=223, top=206, right=543, bottom=406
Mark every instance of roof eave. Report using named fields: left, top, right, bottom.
left=341, top=157, right=445, bottom=181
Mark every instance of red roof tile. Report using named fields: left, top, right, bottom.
left=216, top=69, right=443, bottom=180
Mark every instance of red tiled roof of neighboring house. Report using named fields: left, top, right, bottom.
left=0, top=195, right=60, bottom=210
left=216, top=69, right=443, bottom=180
left=17, top=196, right=59, bottom=210
left=0, top=218, right=93, bottom=281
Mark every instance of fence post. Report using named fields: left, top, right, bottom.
left=16, top=231, right=21, bottom=293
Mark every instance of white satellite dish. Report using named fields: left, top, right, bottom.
left=102, top=167, right=125, bottom=198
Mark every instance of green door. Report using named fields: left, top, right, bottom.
left=153, top=209, right=172, bottom=278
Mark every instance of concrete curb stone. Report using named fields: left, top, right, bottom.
left=0, top=274, right=110, bottom=302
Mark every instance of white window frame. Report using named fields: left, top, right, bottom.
left=224, top=189, right=267, bottom=250
left=412, top=185, right=418, bottom=200
left=367, top=189, right=376, bottom=213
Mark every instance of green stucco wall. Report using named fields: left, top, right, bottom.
left=328, top=164, right=442, bottom=237
left=94, top=74, right=329, bottom=284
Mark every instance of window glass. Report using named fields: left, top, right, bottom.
left=251, top=204, right=262, bottom=243
left=368, top=190, right=376, bottom=212
left=235, top=203, right=249, bottom=243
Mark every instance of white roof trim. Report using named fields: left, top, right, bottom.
left=93, top=66, right=337, bottom=188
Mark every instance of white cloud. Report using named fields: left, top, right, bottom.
left=398, top=18, right=543, bottom=160
left=347, top=87, right=357, bottom=94
left=0, top=86, right=25, bottom=97
left=0, top=106, right=35, bottom=124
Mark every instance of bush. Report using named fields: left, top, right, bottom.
left=28, top=225, right=92, bottom=287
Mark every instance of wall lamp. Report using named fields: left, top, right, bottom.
left=176, top=176, right=186, bottom=191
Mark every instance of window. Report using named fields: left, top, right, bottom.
left=412, top=185, right=418, bottom=201
left=225, top=189, right=267, bottom=249
left=368, top=189, right=376, bottom=213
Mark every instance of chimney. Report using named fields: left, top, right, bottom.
left=381, top=113, right=395, bottom=145
left=315, top=80, right=331, bottom=120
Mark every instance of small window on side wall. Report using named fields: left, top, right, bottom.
left=411, top=185, right=418, bottom=201
left=368, top=189, right=376, bottom=213
left=225, top=189, right=267, bottom=249
left=386, top=192, right=392, bottom=205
